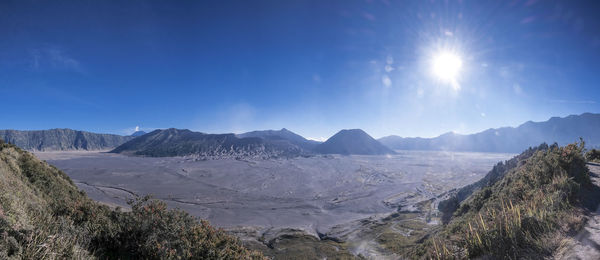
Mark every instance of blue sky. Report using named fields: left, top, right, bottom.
left=2, top=0, right=600, bottom=139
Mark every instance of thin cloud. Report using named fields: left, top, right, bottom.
left=306, top=136, right=326, bottom=142
left=513, top=83, right=523, bottom=95
left=524, top=0, right=539, bottom=7
left=120, top=126, right=157, bottom=135
left=521, top=16, right=536, bottom=24
left=382, top=75, right=392, bottom=87
left=29, top=47, right=84, bottom=73
left=48, top=49, right=81, bottom=70
left=312, top=74, right=321, bottom=83
left=386, top=55, right=394, bottom=65
left=363, top=12, right=375, bottom=21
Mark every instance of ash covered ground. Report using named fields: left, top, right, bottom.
left=36, top=150, right=511, bottom=257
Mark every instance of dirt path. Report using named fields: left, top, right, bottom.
left=557, top=163, right=600, bottom=260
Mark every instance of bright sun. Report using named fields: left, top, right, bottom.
left=431, top=52, right=463, bottom=88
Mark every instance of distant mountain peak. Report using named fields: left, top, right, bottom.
left=131, top=130, right=147, bottom=137
left=339, top=128, right=366, bottom=134
left=236, top=128, right=319, bottom=150
left=315, top=129, right=395, bottom=155
left=439, top=131, right=459, bottom=136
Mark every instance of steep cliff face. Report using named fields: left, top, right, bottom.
left=0, top=129, right=133, bottom=151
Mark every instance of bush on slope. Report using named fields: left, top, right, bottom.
left=0, top=139, right=264, bottom=259
left=411, top=142, right=600, bottom=259
left=438, top=143, right=549, bottom=224
left=585, top=148, right=600, bottom=163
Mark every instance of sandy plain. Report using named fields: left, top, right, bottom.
left=35, top=150, right=513, bottom=258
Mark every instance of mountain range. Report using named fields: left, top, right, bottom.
left=110, top=128, right=308, bottom=159
left=379, top=113, right=600, bottom=153
left=109, top=128, right=390, bottom=157
left=4, top=112, right=600, bottom=155
left=0, top=129, right=134, bottom=151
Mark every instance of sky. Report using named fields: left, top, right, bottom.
left=2, top=0, right=600, bottom=140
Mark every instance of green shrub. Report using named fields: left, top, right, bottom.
left=91, top=196, right=265, bottom=259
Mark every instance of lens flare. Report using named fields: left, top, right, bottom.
left=431, top=52, right=463, bottom=89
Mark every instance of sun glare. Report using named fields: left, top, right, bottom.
left=431, top=51, right=463, bottom=89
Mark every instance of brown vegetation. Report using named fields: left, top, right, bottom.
left=407, top=142, right=600, bottom=259
left=0, top=139, right=265, bottom=259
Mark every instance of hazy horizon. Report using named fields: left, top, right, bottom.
left=1, top=111, right=594, bottom=141
left=2, top=1, right=600, bottom=140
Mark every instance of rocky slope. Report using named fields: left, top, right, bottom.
left=237, top=128, right=320, bottom=151
left=111, top=128, right=307, bottom=159
left=0, top=128, right=133, bottom=151
left=380, top=113, right=600, bottom=153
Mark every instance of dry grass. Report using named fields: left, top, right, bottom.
left=408, top=142, right=600, bottom=259
left=0, top=140, right=265, bottom=259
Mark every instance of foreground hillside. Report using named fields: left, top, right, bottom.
left=409, top=141, right=600, bottom=258
left=0, top=139, right=264, bottom=259
left=0, top=129, right=133, bottom=151
left=380, top=113, right=600, bottom=153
